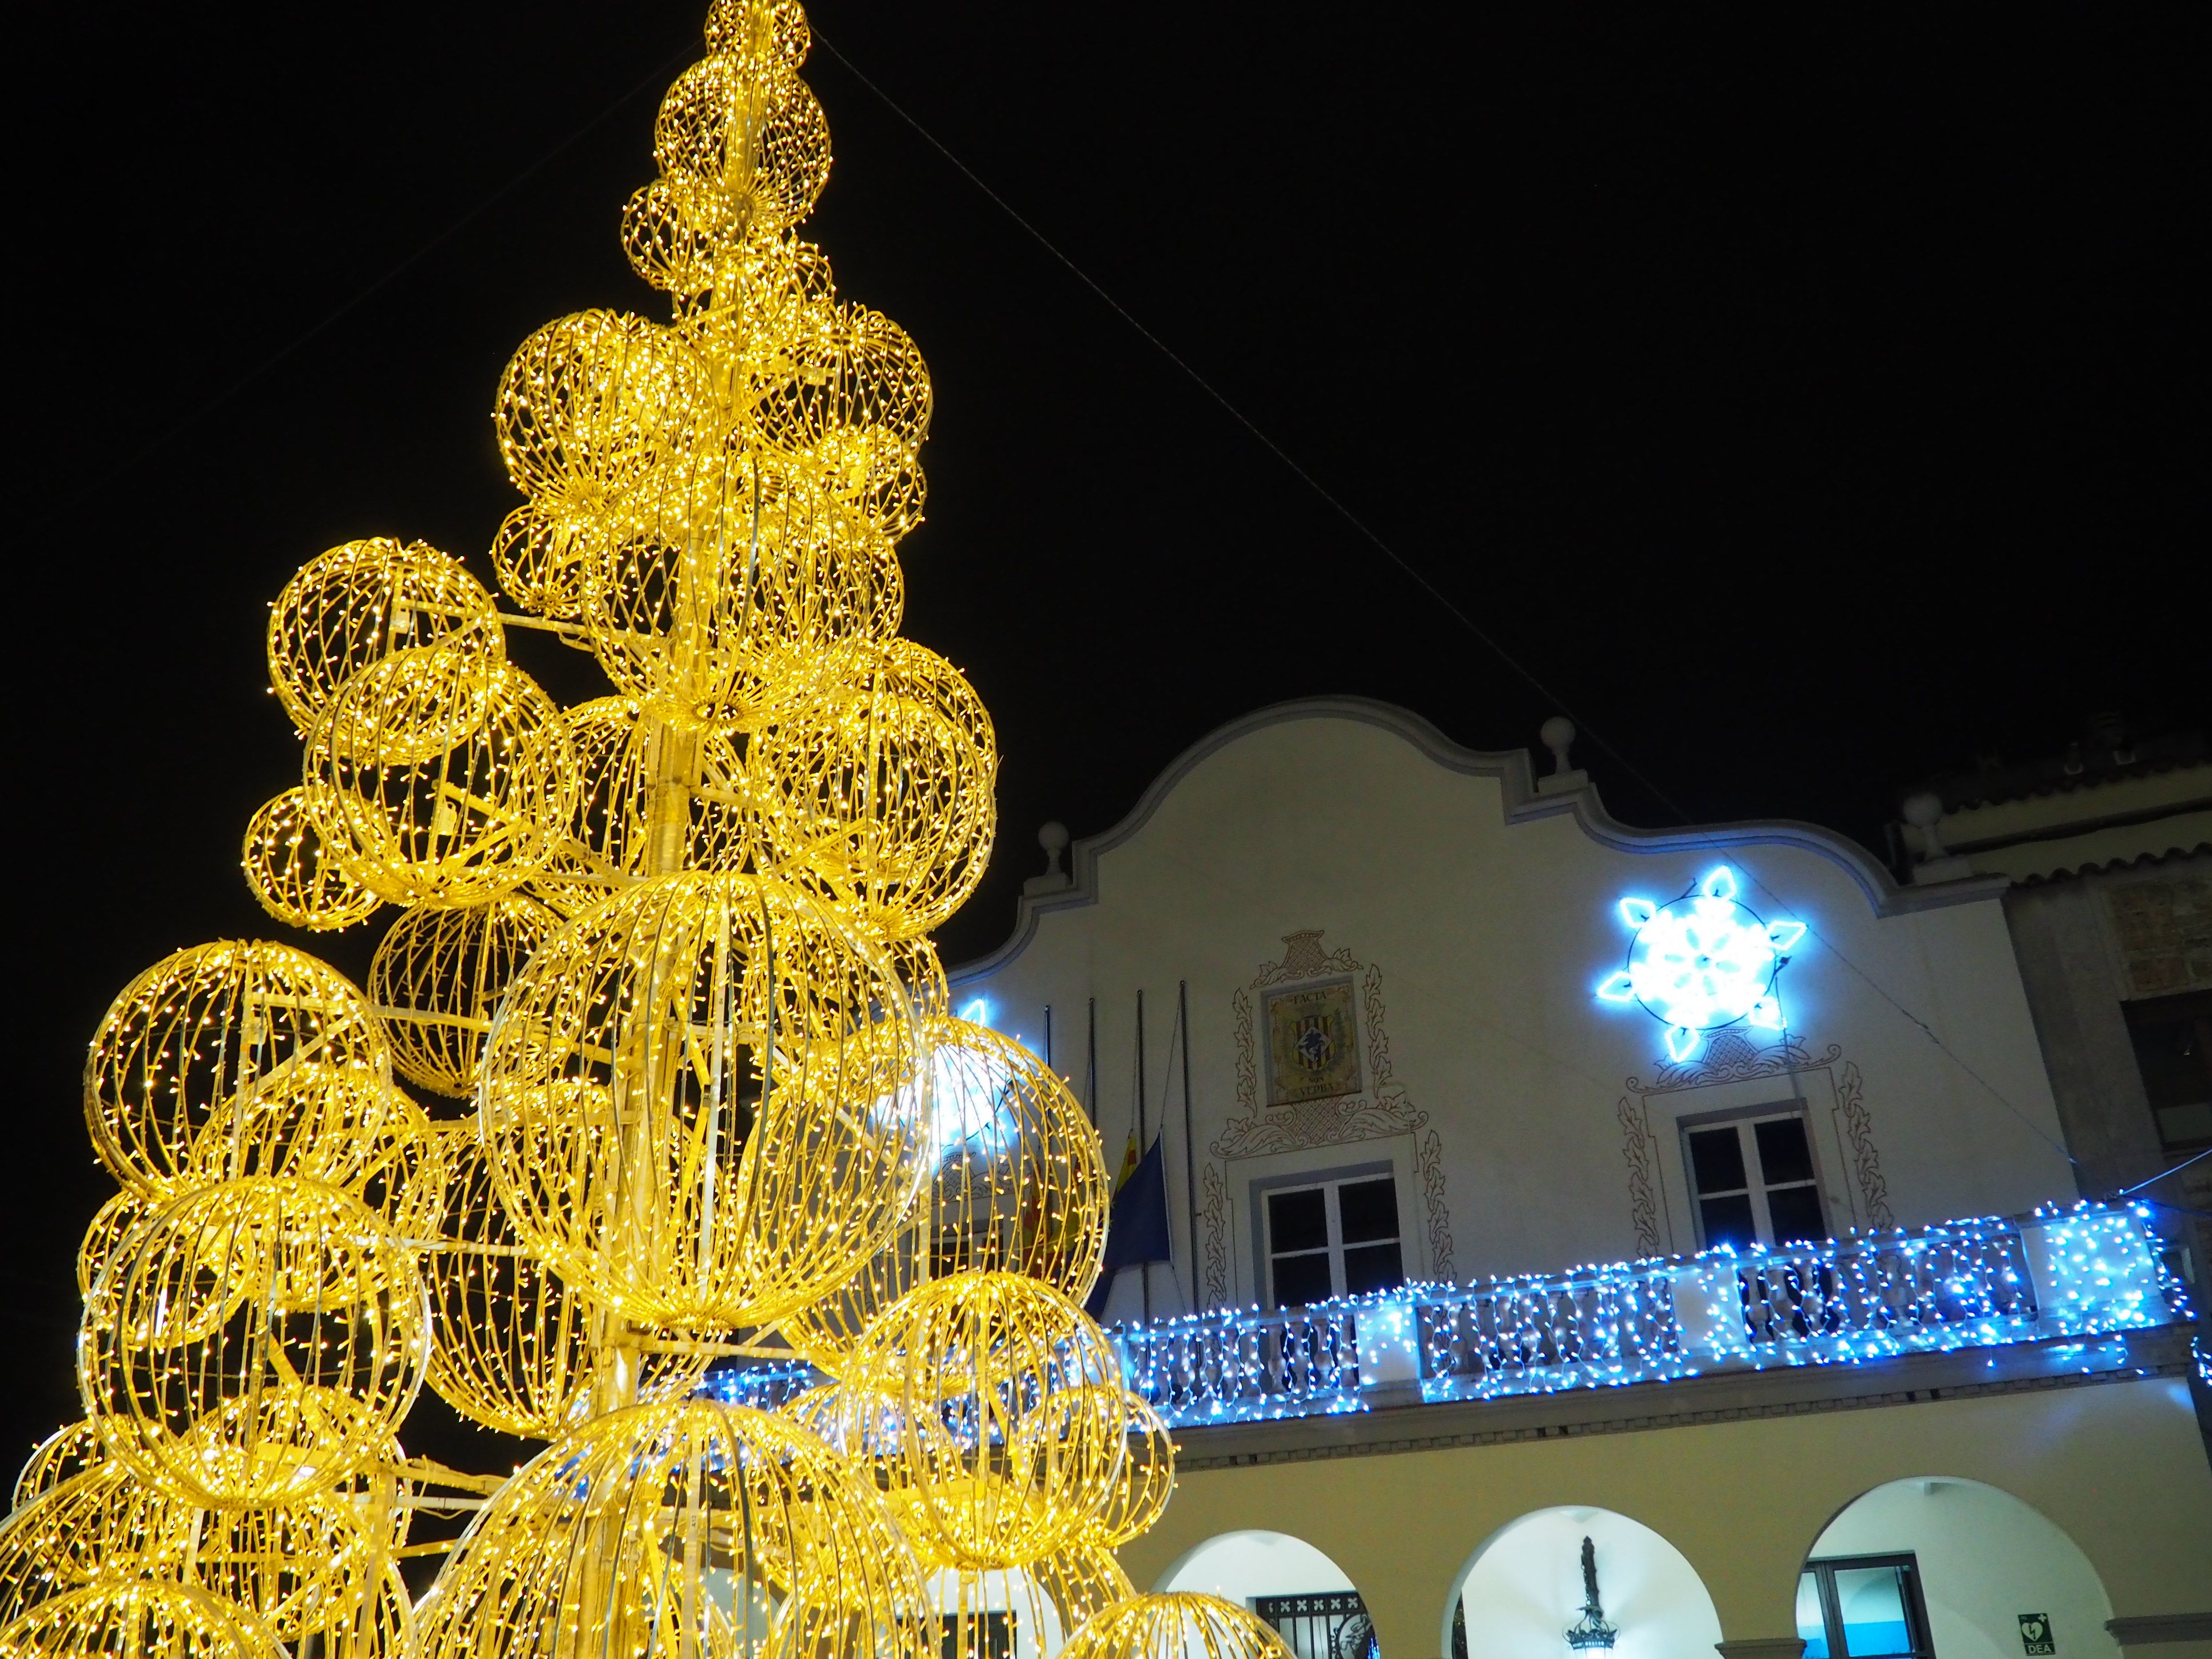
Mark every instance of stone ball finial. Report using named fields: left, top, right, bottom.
left=1038, top=820, right=1069, bottom=878
left=1901, top=790, right=1951, bottom=863
left=1540, top=716, right=1576, bottom=775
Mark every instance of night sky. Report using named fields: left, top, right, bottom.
left=4, top=5, right=2202, bottom=1466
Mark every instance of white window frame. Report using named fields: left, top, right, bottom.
left=1632, top=1070, right=1858, bottom=1257
left=1247, top=1157, right=1407, bottom=1310
left=1679, top=1105, right=1829, bottom=1250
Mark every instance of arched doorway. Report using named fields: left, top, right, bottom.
left=1444, top=1505, right=1722, bottom=1659
left=1157, top=1530, right=1379, bottom=1659
left=1799, top=1478, right=2119, bottom=1659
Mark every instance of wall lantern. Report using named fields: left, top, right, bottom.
left=1593, top=864, right=1805, bottom=1061
left=1564, top=1535, right=1619, bottom=1651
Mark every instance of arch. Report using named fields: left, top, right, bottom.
left=1443, top=1504, right=1723, bottom=1659
left=1155, top=1531, right=1372, bottom=1659
left=1799, top=1476, right=2119, bottom=1659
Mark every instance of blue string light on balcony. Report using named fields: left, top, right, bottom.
left=697, top=1207, right=2183, bottom=1429
left=1097, top=1203, right=2182, bottom=1431
left=1593, top=864, right=1806, bottom=1061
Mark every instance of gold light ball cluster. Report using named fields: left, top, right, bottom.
left=0, top=4, right=1273, bottom=1658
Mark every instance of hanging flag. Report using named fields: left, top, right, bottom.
left=1084, top=1132, right=1171, bottom=1319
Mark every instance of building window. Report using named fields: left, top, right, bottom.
left=1682, top=1108, right=1827, bottom=1250
left=1262, top=1173, right=1404, bottom=1308
left=2124, top=990, right=2212, bottom=1156
left=1796, top=1554, right=1936, bottom=1659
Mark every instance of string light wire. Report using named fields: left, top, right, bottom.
left=812, top=30, right=2095, bottom=1179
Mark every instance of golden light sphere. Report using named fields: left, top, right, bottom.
left=368, top=893, right=560, bottom=1098
left=410, top=1397, right=934, bottom=1659
left=0, top=1460, right=179, bottom=1627
left=527, top=697, right=759, bottom=920
left=884, top=933, right=952, bottom=1022
left=0, top=1468, right=417, bottom=1650
left=751, top=637, right=996, bottom=939
left=0, top=1579, right=288, bottom=1659
left=488, top=502, right=601, bottom=625
left=652, top=54, right=831, bottom=236
left=1083, top=1396, right=1176, bottom=1550
left=585, top=451, right=906, bottom=733
left=76, top=1190, right=152, bottom=1299
left=242, top=786, right=384, bottom=932
left=79, top=1177, right=427, bottom=1509
left=265, top=537, right=504, bottom=738
left=668, top=233, right=837, bottom=394
left=780, top=1381, right=944, bottom=1561
left=753, top=302, right=931, bottom=473
left=479, top=871, right=929, bottom=1329
left=621, top=172, right=756, bottom=299
left=1059, top=1595, right=1299, bottom=1659
left=84, top=940, right=399, bottom=1195
left=926, top=1545, right=1137, bottom=1659
left=493, top=309, right=704, bottom=522
left=781, top=1018, right=1107, bottom=1371
left=304, top=647, right=578, bottom=907
left=10, top=1421, right=102, bottom=1511
left=848, top=1272, right=1126, bottom=1570
left=188, top=1489, right=408, bottom=1644
left=351, top=1089, right=448, bottom=1239
left=703, top=0, right=810, bottom=71
left=787, top=1383, right=1134, bottom=1642
left=423, top=1127, right=706, bottom=1438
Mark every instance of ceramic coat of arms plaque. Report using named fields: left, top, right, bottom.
left=1264, top=978, right=1362, bottom=1106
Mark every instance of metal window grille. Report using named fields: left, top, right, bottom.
left=1253, top=1592, right=1378, bottom=1659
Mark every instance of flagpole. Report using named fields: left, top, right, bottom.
left=1135, top=986, right=1150, bottom=1323
left=1178, top=979, right=1199, bottom=1314
left=1085, top=998, right=1097, bottom=1127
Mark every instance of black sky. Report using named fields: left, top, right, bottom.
left=3, top=3, right=2203, bottom=1461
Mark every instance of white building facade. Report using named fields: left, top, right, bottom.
left=942, top=698, right=2212, bottom=1659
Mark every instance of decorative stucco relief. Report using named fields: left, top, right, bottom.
left=1202, top=930, right=1454, bottom=1304
left=1621, top=1030, right=1895, bottom=1244
left=1615, top=1096, right=1663, bottom=1256
left=1834, top=1060, right=1896, bottom=1228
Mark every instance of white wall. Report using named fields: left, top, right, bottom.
left=1156, top=1528, right=1358, bottom=1601
left=1449, top=1505, right=1722, bottom=1659
left=956, top=703, right=2076, bottom=1308
left=1811, top=1478, right=2120, bottom=1659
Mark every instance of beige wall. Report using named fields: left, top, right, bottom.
left=1116, top=1380, right=2212, bottom=1656
left=962, top=707, right=2076, bottom=1308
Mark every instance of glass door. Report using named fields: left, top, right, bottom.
left=1797, top=1553, right=1936, bottom=1659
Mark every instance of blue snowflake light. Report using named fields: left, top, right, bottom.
left=1594, top=865, right=1806, bottom=1061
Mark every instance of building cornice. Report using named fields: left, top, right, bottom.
left=952, top=696, right=2007, bottom=986
left=1167, top=1323, right=2189, bottom=1472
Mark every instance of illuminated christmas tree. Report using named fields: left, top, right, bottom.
left=0, top=7, right=1294, bottom=1658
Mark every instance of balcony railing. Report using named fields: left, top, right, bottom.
left=1111, top=1203, right=2186, bottom=1430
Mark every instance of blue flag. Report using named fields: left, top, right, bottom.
left=1084, top=1133, right=1171, bottom=1319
